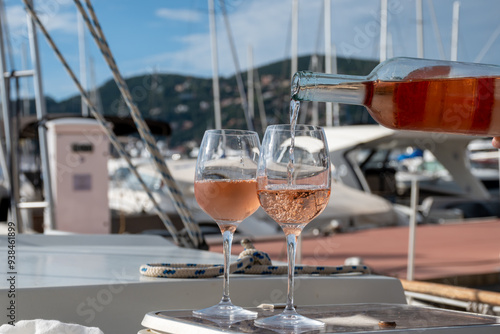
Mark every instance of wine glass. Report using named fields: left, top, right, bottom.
left=255, top=124, right=331, bottom=330
left=193, top=129, right=260, bottom=320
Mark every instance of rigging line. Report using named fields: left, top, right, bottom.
left=456, top=25, right=470, bottom=62
left=218, top=0, right=254, bottom=131
left=76, top=0, right=204, bottom=247
left=474, top=22, right=500, bottom=63
left=79, top=0, right=201, bottom=240
left=21, top=0, right=185, bottom=246
left=88, top=56, right=103, bottom=114
left=390, top=6, right=406, bottom=56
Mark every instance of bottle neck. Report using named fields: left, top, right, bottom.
left=291, top=71, right=368, bottom=105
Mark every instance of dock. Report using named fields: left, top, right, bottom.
left=210, top=219, right=500, bottom=284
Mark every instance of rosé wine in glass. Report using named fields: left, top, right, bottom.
left=195, top=179, right=260, bottom=228
left=255, top=124, right=331, bottom=330
left=193, top=129, right=260, bottom=321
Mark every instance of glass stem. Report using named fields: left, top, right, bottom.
left=285, top=233, right=297, bottom=313
left=221, top=229, right=234, bottom=304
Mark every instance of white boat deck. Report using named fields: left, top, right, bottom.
left=0, top=234, right=407, bottom=333
left=0, top=234, right=215, bottom=288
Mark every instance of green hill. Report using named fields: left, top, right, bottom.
left=42, top=55, right=379, bottom=148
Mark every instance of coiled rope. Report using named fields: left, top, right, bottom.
left=140, top=239, right=371, bottom=278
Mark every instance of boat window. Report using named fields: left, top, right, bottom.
left=356, top=148, right=393, bottom=169
left=111, top=167, right=130, bottom=182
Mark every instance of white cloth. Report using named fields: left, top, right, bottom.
left=0, top=320, right=103, bottom=334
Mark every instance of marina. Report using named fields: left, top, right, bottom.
left=210, top=219, right=500, bottom=282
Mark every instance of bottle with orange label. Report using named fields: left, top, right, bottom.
left=291, top=57, right=500, bottom=136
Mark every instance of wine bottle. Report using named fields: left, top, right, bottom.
left=291, top=57, right=500, bottom=136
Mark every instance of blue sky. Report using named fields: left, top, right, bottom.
left=5, top=0, right=500, bottom=101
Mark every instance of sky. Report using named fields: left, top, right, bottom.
left=4, top=0, right=500, bottom=101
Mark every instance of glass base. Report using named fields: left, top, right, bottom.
left=254, top=309, right=325, bottom=331
left=193, top=300, right=257, bottom=321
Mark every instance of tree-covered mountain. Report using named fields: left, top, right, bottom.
left=42, top=55, right=379, bottom=149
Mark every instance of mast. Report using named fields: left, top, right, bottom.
left=219, top=0, right=253, bottom=131
left=0, top=0, right=21, bottom=230
left=416, top=0, right=424, bottom=58
left=89, top=57, right=103, bottom=114
left=450, top=1, right=460, bottom=61
left=331, top=45, right=339, bottom=126
left=247, top=45, right=268, bottom=132
left=254, top=69, right=267, bottom=131
left=247, top=45, right=254, bottom=121
left=291, top=0, right=298, bottom=79
left=309, top=2, right=325, bottom=126
left=324, top=0, right=332, bottom=127
left=208, top=0, right=221, bottom=129
left=379, top=0, right=388, bottom=62
left=78, top=11, right=89, bottom=117
left=21, top=42, right=30, bottom=115
left=26, top=0, right=55, bottom=231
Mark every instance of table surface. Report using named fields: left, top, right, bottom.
left=141, top=303, right=500, bottom=334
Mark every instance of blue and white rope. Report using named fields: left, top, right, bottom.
left=73, top=0, right=204, bottom=248
left=140, top=242, right=371, bottom=278
left=22, top=0, right=186, bottom=246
